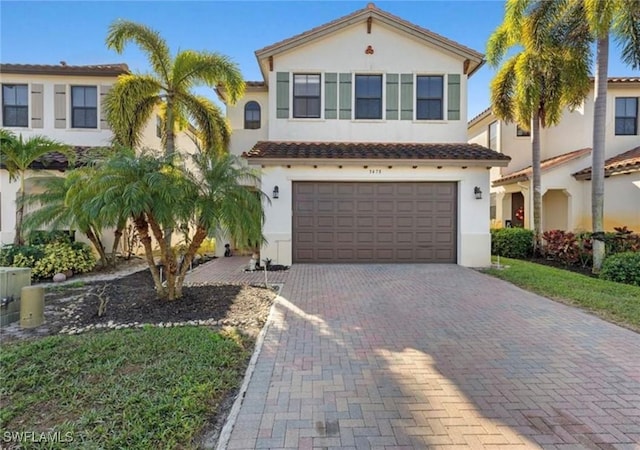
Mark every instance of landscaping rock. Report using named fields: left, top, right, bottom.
left=53, top=273, right=67, bottom=283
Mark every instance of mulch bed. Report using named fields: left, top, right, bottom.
left=60, top=270, right=276, bottom=334
left=524, top=257, right=597, bottom=278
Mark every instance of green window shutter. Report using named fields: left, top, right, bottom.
left=339, top=73, right=352, bottom=120
left=276, top=72, right=289, bottom=119
left=447, top=74, right=461, bottom=120
left=325, top=73, right=338, bottom=119
left=100, top=85, right=112, bottom=130
left=385, top=74, right=399, bottom=120
left=400, top=74, right=413, bottom=120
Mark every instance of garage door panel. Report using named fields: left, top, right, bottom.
left=337, top=201, right=354, bottom=212
left=338, top=217, right=354, bottom=227
left=377, top=201, right=394, bottom=212
left=337, top=232, right=354, bottom=242
left=293, top=182, right=457, bottom=263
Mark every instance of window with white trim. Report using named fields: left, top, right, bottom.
left=615, top=97, right=638, bottom=135
left=355, top=74, right=382, bottom=119
left=488, top=121, right=498, bottom=151
left=293, top=74, right=320, bottom=118
left=71, top=86, right=97, bottom=129
left=416, top=75, right=443, bottom=120
left=2, top=84, right=28, bottom=127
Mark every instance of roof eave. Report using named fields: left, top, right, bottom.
left=492, top=175, right=529, bottom=186
left=244, top=157, right=509, bottom=168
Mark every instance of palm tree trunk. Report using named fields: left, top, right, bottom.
left=531, top=111, right=542, bottom=253
left=164, top=95, right=176, bottom=249
left=133, top=215, right=165, bottom=297
left=175, top=225, right=207, bottom=298
left=110, top=217, right=127, bottom=267
left=592, top=36, right=608, bottom=273
left=86, top=227, right=108, bottom=268
left=14, top=173, right=26, bottom=245
left=147, top=215, right=179, bottom=300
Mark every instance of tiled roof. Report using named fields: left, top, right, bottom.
left=0, top=147, right=104, bottom=171
left=0, top=63, right=129, bottom=76
left=493, top=147, right=591, bottom=186
left=573, top=146, right=640, bottom=180
left=255, top=3, right=483, bottom=77
left=243, top=141, right=511, bottom=165
left=246, top=81, right=266, bottom=88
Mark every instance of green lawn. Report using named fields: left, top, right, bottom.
left=0, top=327, right=251, bottom=449
left=485, top=257, right=640, bottom=332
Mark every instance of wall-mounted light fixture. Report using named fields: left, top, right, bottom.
left=272, top=185, right=279, bottom=199
left=474, top=186, right=482, bottom=200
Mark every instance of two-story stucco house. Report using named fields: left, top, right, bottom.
left=468, top=77, right=640, bottom=232
left=0, top=62, right=198, bottom=248
left=217, top=4, right=510, bottom=267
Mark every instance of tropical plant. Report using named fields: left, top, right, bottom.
left=583, top=0, right=640, bottom=272
left=89, top=150, right=266, bottom=300
left=20, top=147, right=130, bottom=267
left=493, top=0, right=640, bottom=270
left=487, top=0, right=592, bottom=252
left=0, top=130, right=74, bottom=245
left=103, top=20, right=245, bottom=155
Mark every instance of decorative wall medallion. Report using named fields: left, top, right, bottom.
left=365, top=45, right=374, bottom=55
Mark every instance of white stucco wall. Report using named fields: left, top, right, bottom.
left=255, top=164, right=492, bottom=267
left=0, top=73, right=120, bottom=146
left=575, top=175, right=640, bottom=231
left=226, top=91, right=269, bottom=158
left=244, top=20, right=472, bottom=143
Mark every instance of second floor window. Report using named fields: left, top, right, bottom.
left=293, top=74, right=320, bottom=118
left=416, top=75, right=443, bottom=120
left=615, top=97, right=638, bottom=135
left=355, top=74, right=382, bottom=119
left=244, top=101, right=261, bottom=129
left=488, top=121, right=498, bottom=151
left=71, top=86, right=97, bottom=129
left=2, top=84, right=28, bottom=127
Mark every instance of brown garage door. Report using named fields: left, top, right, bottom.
left=292, top=182, right=457, bottom=263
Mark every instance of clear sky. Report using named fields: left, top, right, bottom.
left=1, top=1, right=638, bottom=119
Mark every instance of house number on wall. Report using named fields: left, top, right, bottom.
left=369, top=169, right=382, bottom=174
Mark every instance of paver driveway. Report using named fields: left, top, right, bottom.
left=222, top=264, right=640, bottom=449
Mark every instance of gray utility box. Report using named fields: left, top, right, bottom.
left=0, top=267, right=32, bottom=327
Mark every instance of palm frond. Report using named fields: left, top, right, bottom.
left=172, top=50, right=245, bottom=104
left=613, top=0, right=640, bottom=70
left=104, top=75, right=162, bottom=148
left=106, top=20, right=172, bottom=83
left=178, top=92, right=230, bottom=155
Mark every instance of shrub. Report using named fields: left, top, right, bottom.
left=28, top=229, right=75, bottom=245
left=491, top=228, right=534, bottom=258
left=0, top=244, right=44, bottom=267
left=605, top=227, right=640, bottom=254
left=542, top=230, right=580, bottom=266
left=600, top=252, right=640, bottom=286
left=30, top=242, right=96, bottom=280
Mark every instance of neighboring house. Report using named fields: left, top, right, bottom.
left=468, top=77, right=640, bottom=233
left=217, top=4, right=510, bottom=267
left=0, top=62, right=198, bottom=249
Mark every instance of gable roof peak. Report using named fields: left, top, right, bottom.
left=255, top=4, right=484, bottom=83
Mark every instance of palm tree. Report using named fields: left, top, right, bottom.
left=0, top=130, right=73, bottom=245
left=487, top=0, right=592, bottom=251
left=104, top=20, right=245, bottom=155
left=90, top=150, right=265, bottom=300
left=20, top=169, right=111, bottom=266
left=583, top=0, right=640, bottom=271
